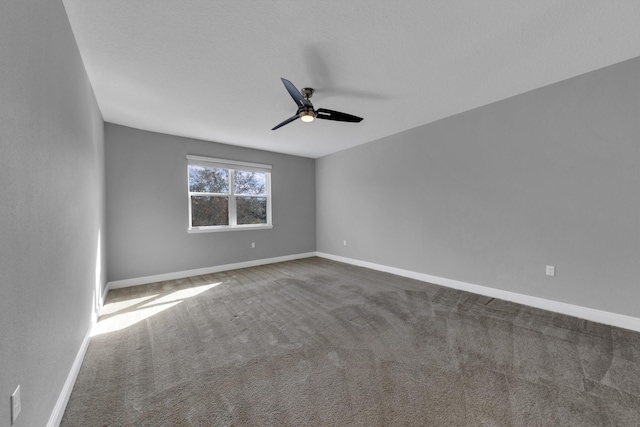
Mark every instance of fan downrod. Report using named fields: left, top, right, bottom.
left=301, top=87, right=314, bottom=102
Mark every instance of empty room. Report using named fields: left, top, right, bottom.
left=1, top=1, right=639, bottom=426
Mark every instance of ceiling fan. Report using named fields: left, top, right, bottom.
left=272, top=78, right=363, bottom=130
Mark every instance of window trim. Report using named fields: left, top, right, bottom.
left=186, top=155, right=273, bottom=233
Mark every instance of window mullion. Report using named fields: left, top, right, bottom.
left=229, top=169, right=237, bottom=226
left=188, top=194, right=193, bottom=229
left=188, top=192, right=228, bottom=197
left=266, top=172, right=272, bottom=226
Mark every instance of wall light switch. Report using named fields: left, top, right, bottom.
left=251, top=242, right=255, bottom=248
left=546, top=265, right=555, bottom=277
left=343, top=240, right=347, bottom=246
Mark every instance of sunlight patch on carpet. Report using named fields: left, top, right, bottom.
left=92, top=282, right=221, bottom=336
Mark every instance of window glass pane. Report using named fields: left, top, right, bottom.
left=234, top=170, right=266, bottom=195
left=236, top=197, right=267, bottom=225
left=189, top=166, right=229, bottom=193
left=191, top=196, right=229, bottom=226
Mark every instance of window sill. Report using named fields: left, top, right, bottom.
left=188, top=224, right=273, bottom=233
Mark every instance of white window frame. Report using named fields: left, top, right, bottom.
left=187, top=155, right=273, bottom=233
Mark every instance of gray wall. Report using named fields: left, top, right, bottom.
left=317, top=57, right=640, bottom=318
left=0, top=0, right=105, bottom=425
left=105, top=124, right=316, bottom=282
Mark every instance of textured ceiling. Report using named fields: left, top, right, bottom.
left=62, top=1, right=640, bottom=158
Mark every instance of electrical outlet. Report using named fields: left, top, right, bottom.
left=11, top=385, right=21, bottom=424
left=343, top=240, right=347, bottom=246
left=251, top=242, right=255, bottom=248
left=546, top=265, right=555, bottom=277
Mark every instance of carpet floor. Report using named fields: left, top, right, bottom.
left=61, top=257, right=640, bottom=426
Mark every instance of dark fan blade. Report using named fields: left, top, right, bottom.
left=316, top=108, right=363, bottom=123
left=271, top=113, right=300, bottom=130
left=281, top=78, right=310, bottom=107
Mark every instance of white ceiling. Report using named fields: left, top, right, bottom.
left=62, top=1, right=640, bottom=159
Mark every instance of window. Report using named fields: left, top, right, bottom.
left=187, top=155, right=272, bottom=232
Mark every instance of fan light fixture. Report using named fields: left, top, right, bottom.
left=300, top=111, right=315, bottom=122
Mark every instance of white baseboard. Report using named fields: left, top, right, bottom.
left=47, top=325, right=93, bottom=427
left=106, top=252, right=317, bottom=291
left=316, top=252, right=640, bottom=332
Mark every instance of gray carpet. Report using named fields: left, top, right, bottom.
left=61, top=257, right=640, bottom=426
